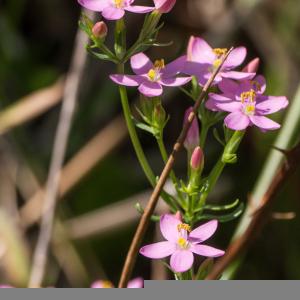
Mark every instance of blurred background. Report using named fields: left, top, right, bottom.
left=0, top=0, right=299, bottom=287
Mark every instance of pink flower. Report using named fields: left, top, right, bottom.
left=154, top=0, right=176, bottom=13
left=110, top=53, right=191, bottom=97
left=140, top=214, right=224, bottom=273
left=183, top=36, right=255, bottom=86
left=78, top=0, right=154, bottom=20
left=91, top=277, right=143, bottom=288
left=92, top=21, right=108, bottom=38
left=206, top=76, right=289, bottom=131
left=183, top=107, right=199, bottom=151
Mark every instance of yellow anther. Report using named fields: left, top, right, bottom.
left=177, top=223, right=191, bottom=232
left=114, top=0, right=123, bottom=8
left=147, top=69, right=157, bottom=81
left=244, top=104, right=255, bottom=115
left=213, top=48, right=228, bottom=56
left=177, top=237, right=188, bottom=248
left=102, top=281, right=114, bottom=288
left=154, top=59, right=165, bottom=70
left=241, top=89, right=256, bottom=103
left=250, top=80, right=262, bottom=91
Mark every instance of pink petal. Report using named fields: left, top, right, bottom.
left=208, top=93, right=233, bottom=102
left=140, top=241, right=176, bottom=259
left=223, top=47, right=246, bottom=68
left=242, top=57, right=260, bottom=73
left=138, top=81, right=163, bottom=97
left=189, top=220, right=218, bottom=243
left=211, top=100, right=242, bottom=113
left=125, top=5, right=155, bottom=13
left=218, top=78, right=239, bottom=94
left=102, top=6, right=125, bottom=20
left=224, top=111, right=250, bottom=130
left=154, top=0, right=176, bottom=13
left=205, top=99, right=219, bottom=111
left=160, top=77, right=191, bottom=87
left=221, top=71, right=255, bottom=80
left=249, top=115, right=280, bottom=130
left=78, top=0, right=108, bottom=11
left=191, top=244, right=225, bottom=257
left=187, top=36, right=214, bottom=63
left=170, top=250, right=194, bottom=273
left=253, top=75, right=266, bottom=94
left=160, top=214, right=181, bottom=242
left=110, top=74, right=144, bottom=86
left=127, top=277, right=144, bottom=288
left=130, top=53, right=153, bottom=75
left=163, top=55, right=187, bottom=76
left=255, top=96, right=288, bottom=115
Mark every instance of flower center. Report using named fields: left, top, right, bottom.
left=243, top=103, right=256, bottom=116
left=177, top=223, right=191, bottom=232
left=114, top=0, right=124, bottom=8
left=147, top=59, right=165, bottom=82
left=240, top=89, right=256, bottom=103
left=102, top=281, right=114, bottom=288
left=177, top=237, right=189, bottom=249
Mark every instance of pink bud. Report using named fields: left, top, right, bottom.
left=190, top=146, right=204, bottom=171
left=92, top=21, right=108, bottom=39
left=174, top=211, right=182, bottom=221
left=242, top=57, right=260, bottom=73
left=183, top=107, right=199, bottom=151
left=154, top=0, right=176, bottom=13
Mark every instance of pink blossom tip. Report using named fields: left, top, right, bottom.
left=92, top=21, right=108, bottom=38
left=183, top=107, right=199, bottom=151
left=190, top=146, right=204, bottom=171
left=154, top=0, right=176, bottom=13
left=242, top=57, right=260, bottom=73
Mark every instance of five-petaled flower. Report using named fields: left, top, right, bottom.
left=91, top=277, right=143, bottom=288
left=78, top=0, right=154, bottom=20
left=183, top=36, right=255, bottom=86
left=140, top=214, right=224, bottom=273
left=206, top=76, right=289, bottom=131
left=110, top=52, right=191, bottom=97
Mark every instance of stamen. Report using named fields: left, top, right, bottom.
left=250, top=80, right=262, bottom=91
left=114, top=0, right=123, bottom=8
left=147, top=69, right=156, bottom=81
left=177, top=223, right=191, bottom=232
left=213, top=48, right=228, bottom=56
left=154, top=59, right=165, bottom=70
left=213, top=58, right=222, bottom=68
left=241, top=89, right=256, bottom=103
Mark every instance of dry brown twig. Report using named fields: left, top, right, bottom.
left=118, top=48, right=234, bottom=287
left=205, top=143, right=300, bottom=280
left=28, top=11, right=92, bottom=287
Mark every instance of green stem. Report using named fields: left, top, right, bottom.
left=198, top=130, right=245, bottom=210
left=200, top=124, right=209, bottom=148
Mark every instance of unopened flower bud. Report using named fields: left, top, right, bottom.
left=92, top=21, right=108, bottom=39
left=175, top=211, right=182, bottom=222
left=190, top=146, right=204, bottom=171
left=154, top=0, right=176, bottom=13
left=183, top=107, right=199, bottom=151
left=153, top=103, right=166, bottom=129
left=242, top=57, right=260, bottom=73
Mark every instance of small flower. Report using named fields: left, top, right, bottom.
left=206, top=76, right=289, bottom=131
left=183, top=107, right=199, bottom=151
left=154, top=0, right=176, bottom=13
left=91, top=277, right=143, bottom=288
left=0, top=285, right=13, bottom=288
left=190, top=146, right=204, bottom=171
left=78, top=0, right=154, bottom=20
left=140, top=214, right=224, bottom=273
left=92, top=21, right=108, bottom=38
left=183, top=36, right=255, bottom=86
left=110, top=53, right=191, bottom=97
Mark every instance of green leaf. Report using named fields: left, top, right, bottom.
left=135, top=121, right=155, bottom=135
left=203, top=199, right=240, bottom=212
left=195, top=202, right=244, bottom=223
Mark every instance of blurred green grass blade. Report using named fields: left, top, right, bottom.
left=222, top=84, right=300, bottom=279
